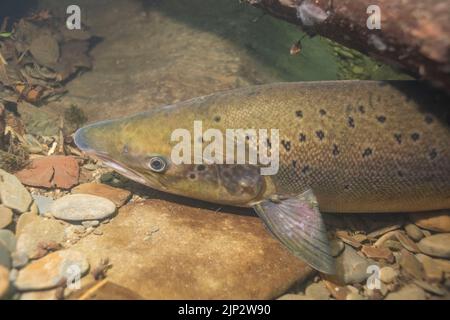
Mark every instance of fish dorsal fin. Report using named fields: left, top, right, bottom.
left=253, top=189, right=336, bottom=274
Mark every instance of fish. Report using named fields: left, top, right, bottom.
left=74, top=80, right=450, bottom=274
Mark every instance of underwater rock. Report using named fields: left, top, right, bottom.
left=361, top=245, right=394, bottom=263
left=32, top=195, right=54, bottom=216
left=50, top=194, right=116, bottom=222
left=0, top=265, right=9, bottom=299
left=11, top=252, right=29, bottom=270
left=69, top=279, right=144, bottom=300
left=329, top=239, right=345, bottom=257
left=418, top=234, right=450, bottom=258
left=410, top=212, right=450, bottom=233
left=15, top=156, right=80, bottom=189
left=71, top=183, right=131, bottom=207
left=0, top=169, right=32, bottom=213
left=304, top=282, right=330, bottom=300
left=346, top=292, right=366, bottom=300
left=385, top=284, right=426, bottom=300
left=395, top=232, right=420, bottom=253
left=0, top=206, right=13, bottom=229
left=399, top=249, right=424, bottom=280
left=415, top=254, right=443, bottom=283
left=332, top=245, right=371, bottom=285
left=15, top=250, right=89, bottom=291
left=70, top=200, right=313, bottom=299
left=379, top=266, right=398, bottom=284
left=20, top=289, right=58, bottom=300
left=0, top=230, right=16, bottom=253
left=20, top=158, right=71, bottom=188
left=0, top=242, right=11, bottom=269
left=16, top=214, right=65, bottom=259
left=404, top=224, right=424, bottom=242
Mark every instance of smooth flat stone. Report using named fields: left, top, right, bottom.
left=71, top=200, right=314, bottom=299
left=0, top=265, right=9, bottom=299
left=418, top=234, right=450, bottom=258
left=0, top=230, right=16, bottom=252
left=32, top=195, right=54, bottom=215
left=71, top=183, right=131, bottom=207
left=50, top=194, right=116, bottom=221
left=15, top=250, right=90, bottom=291
left=0, top=169, right=32, bottom=213
left=410, top=211, right=450, bottom=233
left=0, top=206, right=13, bottom=229
left=16, top=215, right=65, bottom=259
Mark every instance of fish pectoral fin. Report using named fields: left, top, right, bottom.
left=253, top=189, right=336, bottom=274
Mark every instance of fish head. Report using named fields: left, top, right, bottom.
left=74, top=107, right=265, bottom=206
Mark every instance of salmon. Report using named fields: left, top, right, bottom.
left=74, top=81, right=450, bottom=273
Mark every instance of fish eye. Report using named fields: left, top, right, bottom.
left=148, top=156, right=167, bottom=173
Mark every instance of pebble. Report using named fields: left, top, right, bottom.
left=396, top=232, right=420, bottom=253
left=410, top=211, right=450, bottom=233
left=413, top=280, right=446, bottom=296
left=32, top=195, right=54, bottom=216
left=11, top=252, right=29, bottom=269
left=93, top=229, right=103, bottom=236
left=0, top=242, right=11, bottom=269
left=418, top=234, right=450, bottom=258
left=305, top=282, right=330, bottom=300
left=379, top=266, right=398, bottom=284
left=20, top=289, right=58, bottom=300
left=334, top=245, right=371, bottom=284
left=50, top=194, right=116, bottom=221
left=0, top=169, right=32, bottom=213
left=15, top=250, right=90, bottom=291
left=16, top=215, right=65, bottom=259
left=399, top=249, right=424, bottom=280
left=0, top=206, right=13, bottom=229
left=404, top=224, right=424, bottom=241
left=72, top=183, right=132, bottom=207
left=82, top=163, right=97, bottom=171
left=346, top=292, right=366, bottom=300
left=335, top=231, right=362, bottom=249
left=329, top=239, right=345, bottom=257
left=0, top=265, right=9, bottom=299
left=322, top=280, right=349, bottom=300
left=382, top=240, right=403, bottom=252
left=82, top=220, right=100, bottom=228
left=15, top=156, right=80, bottom=189
left=361, top=245, right=394, bottom=263
left=15, top=212, right=37, bottom=236
left=434, top=258, right=450, bottom=273
left=385, top=284, right=426, bottom=300
left=416, top=254, right=444, bottom=282
left=0, top=230, right=16, bottom=252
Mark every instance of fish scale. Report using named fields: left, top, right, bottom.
left=187, top=81, right=450, bottom=212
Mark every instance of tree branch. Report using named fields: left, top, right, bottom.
left=245, top=0, right=450, bottom=94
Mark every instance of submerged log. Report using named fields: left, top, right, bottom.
left=245, top=0, right=450, bottom=94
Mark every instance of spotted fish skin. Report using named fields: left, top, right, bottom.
left=75, top=81, right=450, bottom=213
left=207, top=81, right=450, bottom=212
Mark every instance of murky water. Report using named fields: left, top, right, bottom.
left=23, top=0, right=409, bottom=136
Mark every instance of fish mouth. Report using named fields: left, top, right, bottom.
left=74, top=127, right=150, bottom=186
